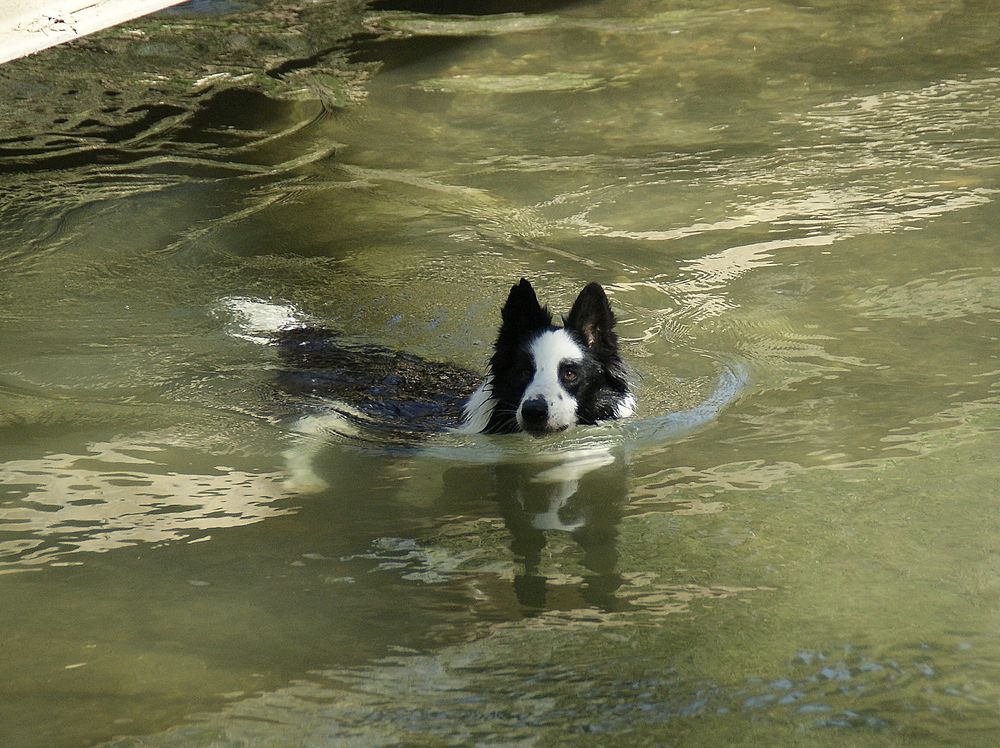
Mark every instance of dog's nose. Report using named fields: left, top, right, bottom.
left=520, top=397, right=548, bottom=428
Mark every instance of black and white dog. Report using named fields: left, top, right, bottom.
left=222, top=279, right=634, bottom=491
left=459, top=278, right=635, bottom=435
left=226, top=279, right=634, bottom=444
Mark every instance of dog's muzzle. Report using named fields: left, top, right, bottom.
left=519, top=396, right=568, bottom=436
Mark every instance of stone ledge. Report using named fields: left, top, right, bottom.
left=0, top=0, right=185, bottom=64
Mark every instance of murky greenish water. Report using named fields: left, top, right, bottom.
left=1, top=0, right=999, bottom=745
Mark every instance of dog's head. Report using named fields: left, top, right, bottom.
left=484, top=279, right=633, bottom=435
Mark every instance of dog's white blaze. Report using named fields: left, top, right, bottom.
left=518, top=329, right=585, bottom=431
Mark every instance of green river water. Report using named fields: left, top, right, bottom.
left=1, top=0, right=998, bottom=745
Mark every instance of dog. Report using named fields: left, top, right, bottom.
left=222, top=279, right=634, bottom=492
left=459, top=278, right=635, bottom=435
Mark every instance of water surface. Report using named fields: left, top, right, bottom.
left=1, top=0, right=999, bottom=745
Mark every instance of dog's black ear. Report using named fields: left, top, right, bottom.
left=565, top=282, right=617, bottom=352
left=500, top=278, right=552, bottom=336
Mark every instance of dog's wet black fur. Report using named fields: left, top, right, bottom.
left=274, top=327, right=480, bottom=438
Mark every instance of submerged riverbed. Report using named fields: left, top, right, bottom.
left=1, top=0, right=999, bottom=745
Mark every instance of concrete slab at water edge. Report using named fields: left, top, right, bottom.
left=0, top=0, right=185, bottom=64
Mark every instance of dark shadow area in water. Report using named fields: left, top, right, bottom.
left=350, top=0, right=593, bottom=70
left=0, top=0, right=371, bottom=157
left=0, top=89, right=315, bottom=176
left=173, top=89, right=305, bottom=147
left=370, top=0, right=591, bottom=14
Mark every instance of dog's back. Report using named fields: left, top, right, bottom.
left=275, top=327, right=481, bottom=438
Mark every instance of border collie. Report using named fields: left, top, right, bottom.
left=459, top=278, right=635, bottom=436
left=226, top=279, right=634, bottom=441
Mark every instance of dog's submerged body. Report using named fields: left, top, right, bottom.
left=260, top=279, right=634, bottom=441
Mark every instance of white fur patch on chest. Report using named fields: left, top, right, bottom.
left=614, top=392, right=637, bottom=419
left=456, top=377, right=496, bottom=433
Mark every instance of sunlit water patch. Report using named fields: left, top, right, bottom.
left=0, top=437, right=291, bottom=573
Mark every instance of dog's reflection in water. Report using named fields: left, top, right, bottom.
left=444, top=445, right=629, bottom=612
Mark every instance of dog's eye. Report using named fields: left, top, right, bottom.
left=560, top=366, right=579, bottom=384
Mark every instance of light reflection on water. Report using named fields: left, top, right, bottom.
left=1, top=0, right=1000, bottom=745
left=0, top=438, right=292, bottom=572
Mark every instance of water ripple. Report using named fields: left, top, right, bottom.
left=0, top=439, right=291, bottom=573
